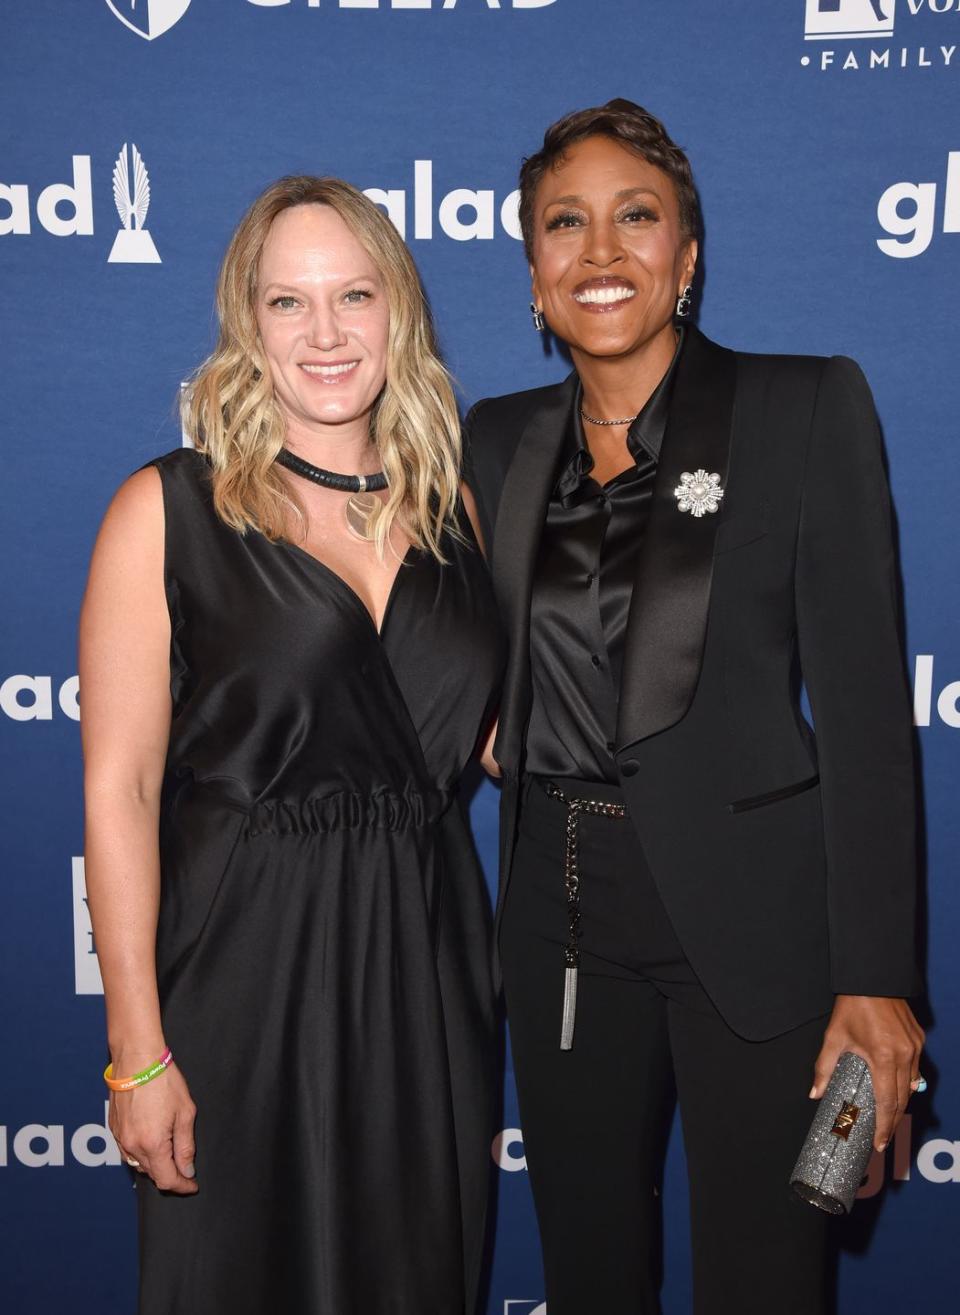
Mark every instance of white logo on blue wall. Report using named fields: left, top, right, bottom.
left=105, top=0, right=192, bottom=40
left=485, top=1118, right=958, bottom=1199
left=877, top=154, right=960, bottom=257
left=1, top=156, right=516, bottom=248
left=0, top=148, right=160, bottom=258
left=363, top=160, right=521, bottom=241
left=0, top=675, right=80, bottom=720
left=0, top=1103, right=121, bottom=1168
left=108, top=143, right=160, bottom=264
left=805, top=0, right=895, bottom=39
left=800, top=0, right=960, bottom=70
left=181, top=382, right=194, bottom=447
left=73, top=857, right=104, bottom=996
left=913, top=654, right=960, bottom=724
left=504, top=1303, right=547, bottom=1315
left=492, top=1129, right=527, bottom=1170
left=4, top=660, right=959, bottom=723
left=106, top=0, right=556, bottom=30
left=247, top=0, right=557, bottom=9
left=0, top=157, right=93, bottom=237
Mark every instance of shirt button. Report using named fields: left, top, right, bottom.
left=591, top=654, right=601, bottom=669
left=606, top=740, right=616, bottom=752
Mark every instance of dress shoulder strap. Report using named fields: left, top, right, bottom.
left=148, top=447, right=235, bottom=584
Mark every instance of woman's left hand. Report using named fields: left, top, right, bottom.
left=810, top=995, right=925, bottom=1152
left=479, top=717, right=501, bottom=778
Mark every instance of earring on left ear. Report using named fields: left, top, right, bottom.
left=530, top=302, right=546, bottom=333
left=675, top=284, right=694, bottom=319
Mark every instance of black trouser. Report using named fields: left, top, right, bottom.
left=500, top=776, right=829, bottom=1315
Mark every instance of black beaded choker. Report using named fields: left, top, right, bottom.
left=275, top=447, right=387, bottom=493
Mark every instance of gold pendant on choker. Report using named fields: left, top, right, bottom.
left=273, top=449, right=388, bottom=540
left=345, top=487, right=382, bottom=541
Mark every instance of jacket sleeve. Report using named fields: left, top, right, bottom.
left=795, top=355, right=921, bottom=999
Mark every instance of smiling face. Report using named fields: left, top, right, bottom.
left=255, top=203, right=390, bottom=444
left=529, top=135, right=697, bottom=369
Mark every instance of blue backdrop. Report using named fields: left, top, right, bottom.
left=1, top=2, right=957, bottom=1310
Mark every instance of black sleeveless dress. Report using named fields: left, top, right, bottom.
left=137, top=449, right=503, bottom=1315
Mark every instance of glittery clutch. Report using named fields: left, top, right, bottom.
left=790, top=1052, right=876, bottom=1216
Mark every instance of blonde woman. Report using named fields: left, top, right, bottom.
left=80, top=177, right=503, bottom=1314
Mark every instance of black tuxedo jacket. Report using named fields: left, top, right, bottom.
left=467, top=326, right=920, bottom=1041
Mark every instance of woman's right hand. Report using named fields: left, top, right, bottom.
left=109, top=1055, right=198, bottom=1195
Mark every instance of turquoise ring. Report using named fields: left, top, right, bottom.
left=914, top=1076, right=928, bottom=1094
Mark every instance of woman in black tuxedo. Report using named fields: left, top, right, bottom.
left=467, top=100, right=925, bottom=1314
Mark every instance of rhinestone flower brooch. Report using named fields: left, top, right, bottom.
left=674, top=469, right=725, bottom=517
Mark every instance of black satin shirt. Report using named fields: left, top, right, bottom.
left=525, top=332, right=684, bottom=784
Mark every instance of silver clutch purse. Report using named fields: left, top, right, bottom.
left=790, top=1051, right=876, bottom=1215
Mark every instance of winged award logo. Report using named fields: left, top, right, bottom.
left=108, top=144, right=161, bottom=264
left=104, top=1, right=191, bottom=42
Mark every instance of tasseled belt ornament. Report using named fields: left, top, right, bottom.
left=543, top=781, right=628, bottom=1051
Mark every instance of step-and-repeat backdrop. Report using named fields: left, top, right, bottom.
left=1, top=2, right=957, bottom=1310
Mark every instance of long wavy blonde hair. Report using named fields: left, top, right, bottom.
left=182, top=176, right=461, bottom=560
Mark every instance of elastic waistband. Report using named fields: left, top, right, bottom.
left=171, top=778, right=458, bottom=836
left=527, top=774, right=627, bottom=808
left=247, top=788, right=457, bottom=836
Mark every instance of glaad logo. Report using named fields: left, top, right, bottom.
left=1, top=154, right=513, bottom=251
left=492, top=1129, right=527, bottom=1171
left=247, top=0, right=556, bottom=9
left=105, top=0, right=192, bottom=40
left=108, top=0, right=559, bottom=26
left=805, top=0, right=896, bottom=41
left=363, top=160, right=521, bottom=242
left=73, top=858, right=104, bottom=996
left=0, top=1103, right=121, bottom=1168
left=877, top=153, right=960, bottom=257
left=504, top=1304, right=547, bottom=1315
left=6, top=660, right=954, bottom=723
left=0, top=158, right=93, bottom=237
left=109, top=143, right=160, bottom=264
left=857, top=1115, right=960, bottom=1191
left=0, top=675, right=80, bottom=720
left=0, top=148, right=162, bottom=262
left=488, top=1118, right=958, bottom=1200
left=914, top=654, right=960, bottom=724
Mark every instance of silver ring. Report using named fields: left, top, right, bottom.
left=125, top=1156, right=141, bottom=1168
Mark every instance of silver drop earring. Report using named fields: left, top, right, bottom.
left=530, top=302, right=545, bottom=332
left=676, top=284, right=694, bottom=319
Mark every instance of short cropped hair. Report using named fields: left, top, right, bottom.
left=518, top=99, right=701, bottom=262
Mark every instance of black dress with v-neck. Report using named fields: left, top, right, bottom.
left=137, top=449, right=503, bottom=1315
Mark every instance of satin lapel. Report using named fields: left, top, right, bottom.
left=616, top=328, right=738, bottom=749
left=491, top=375, right=578, bottom=771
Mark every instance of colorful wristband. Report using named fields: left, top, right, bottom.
left=104, top=1047, right=174, bottom=1092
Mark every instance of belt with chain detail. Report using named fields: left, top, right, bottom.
left=543, top=780, right=628, bottom=1051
